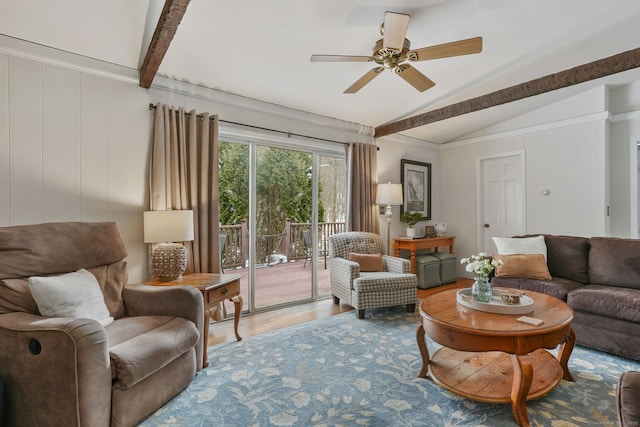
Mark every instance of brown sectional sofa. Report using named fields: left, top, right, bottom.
left=491, top=234, right=640, bottom=361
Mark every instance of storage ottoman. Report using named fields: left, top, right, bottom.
left=429, top=252, right=457, bottom=284
left=415, top=255, right=441, bottom=289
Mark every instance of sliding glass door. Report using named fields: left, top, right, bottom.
left=219, top=138, right=346, bottom=313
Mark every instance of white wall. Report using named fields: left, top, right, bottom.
left=440, top=90, right=611, bottom=278
left=3, top=38, right=640, bottom=283
left=375, top=134, right=441, bottom=253
left=0, top=53, right=151, bottom=282
left=609, top=81, right=640, bottom=237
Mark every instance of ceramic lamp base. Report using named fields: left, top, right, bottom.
left=152, top=242, right=187, bottom=281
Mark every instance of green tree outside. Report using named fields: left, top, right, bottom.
left=218, top=142, right=325, bottom=235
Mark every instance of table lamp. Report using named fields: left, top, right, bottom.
left=376, top=182, right=403, bottom=254
left=144, top=210, right=194, bottom=281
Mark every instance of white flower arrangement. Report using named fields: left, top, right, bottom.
left=460, top=252, right=503, bottom=281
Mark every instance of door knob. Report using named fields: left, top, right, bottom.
left=483, top=224, right=490, bottom=228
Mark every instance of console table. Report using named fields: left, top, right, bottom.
left=143, top=273, right=244, bottom=368
left=394, top=236, right=455, bottom=274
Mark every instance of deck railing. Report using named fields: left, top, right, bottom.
left=219, top=220, right=345, bottom=269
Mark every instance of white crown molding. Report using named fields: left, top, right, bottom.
left=442, top=111, right=611, bottom=149
left=0, top=34, right=138, bottom=84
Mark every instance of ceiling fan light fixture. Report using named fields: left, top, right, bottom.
left=310, top=11, right=483, bottom=93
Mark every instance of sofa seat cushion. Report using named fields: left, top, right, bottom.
left=568, top=285, right=640, bottom=324
left=491, top=276, right=583, bottom=301
left=353, top=273, right=417, bottom=293
left=106, top=315, right=199, bottom=389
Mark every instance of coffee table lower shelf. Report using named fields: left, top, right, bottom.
left=428, top=347, right=563, bottom=403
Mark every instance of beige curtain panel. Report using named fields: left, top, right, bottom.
left=150, top=104, right=220, bottom=274
left=348, top=142, right=379, bottom=234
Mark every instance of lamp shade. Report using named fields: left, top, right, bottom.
left=143, top=210, right=194, bottom=243
left=376, top=182, right=403, bottom=206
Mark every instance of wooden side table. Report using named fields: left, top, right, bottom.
left=143, top=273, right=244, bottom=368
left=394, top=236, right=455, bottom=274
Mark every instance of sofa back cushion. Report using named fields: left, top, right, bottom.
left=589, top=237, right=640, bottom=289
left=544, top=235, right=590, bottom=284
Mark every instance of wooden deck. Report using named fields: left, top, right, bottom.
left=221, top=257, right=332, bottom=313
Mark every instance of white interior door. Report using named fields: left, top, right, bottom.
left=478, top=152, right=526, bottom=253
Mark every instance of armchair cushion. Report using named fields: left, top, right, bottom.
left=354, top=272, right=418, bottom=292
left=348, top=253, right=383, bottom=272
left=28, top=268, right=114, bottom=327
left=107, top=316, right=199, bottom=389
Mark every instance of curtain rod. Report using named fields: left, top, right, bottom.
left=148, top=103, right=356, bottom=147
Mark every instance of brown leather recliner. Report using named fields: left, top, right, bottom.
left=0, top=222, right=204, bottom=427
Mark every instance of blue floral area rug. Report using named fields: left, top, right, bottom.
left=140, top=307, right=640, bottom=427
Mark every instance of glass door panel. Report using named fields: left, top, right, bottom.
left=218, top=140, right=347, bottom=314
left=254, top=145, right=312, bottom=309
left=316, top=155, right=347, bottom=296
left=218, top=140, right=250, bottom=312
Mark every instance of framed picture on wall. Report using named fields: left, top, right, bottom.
left=400, top=159, right=432, bottom=220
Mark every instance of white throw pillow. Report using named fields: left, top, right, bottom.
left=492, top=235, right=547, bottom=260
left=28, top=268, right=114, bottom=326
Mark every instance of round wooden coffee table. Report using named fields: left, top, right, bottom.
left=416, top=288, right=575, bottom=427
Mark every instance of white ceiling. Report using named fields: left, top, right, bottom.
left=2, top=0, right=640, bottom=144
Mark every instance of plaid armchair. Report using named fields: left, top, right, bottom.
left=328, top=232, right=418, bottom=319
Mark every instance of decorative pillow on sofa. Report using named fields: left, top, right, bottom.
left=28, top=268, right=114, bottom=326
left=348, top=253, right=384, bottom=272
left=493, top=254, right=552, bottom=280
left=492, top=235, right=547, bottom=260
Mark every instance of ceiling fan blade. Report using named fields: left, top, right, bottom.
left=344, top=67, right=384, bottom=94
left=395, top=64, right=435, bottom=92
left=383, top=11, right=410, bottom=51
left=310, top=54, right=372, bottom=62
left=410, top=36, right=483, bottom=61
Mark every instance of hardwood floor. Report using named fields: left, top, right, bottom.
left=207, top=278, right=473, bottom=346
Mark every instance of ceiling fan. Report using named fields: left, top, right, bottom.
left=310, top=11, right=483, bottom=94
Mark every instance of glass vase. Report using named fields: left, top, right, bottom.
left=471, top=277, right=493, bottom=303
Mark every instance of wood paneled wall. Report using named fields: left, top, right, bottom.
left=0, top=53, right=151, bottom=282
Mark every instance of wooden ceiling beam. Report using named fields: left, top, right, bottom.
left=374, top=46, right=640, bottom=138
left=139, top=0, right=190, bottom=88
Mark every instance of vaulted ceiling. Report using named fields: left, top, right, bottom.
left=2, top=0, right=640, bottom=144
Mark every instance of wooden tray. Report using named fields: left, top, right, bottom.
left=456, top=288, right=534, bottom=314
